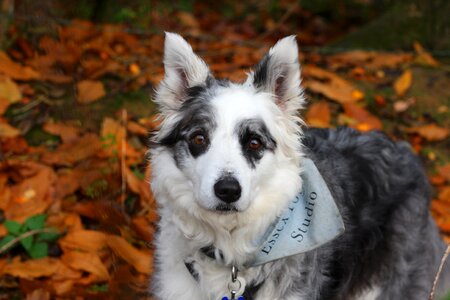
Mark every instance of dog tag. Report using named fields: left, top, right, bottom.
left=248, top=158, right=345, bottom=267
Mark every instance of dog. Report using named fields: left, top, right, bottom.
left=150, top=33, right=450, bottom=300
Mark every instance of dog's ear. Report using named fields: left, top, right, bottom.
left=156, top=32, right=210, bottom=110
left=249, top=36, right=304, bottom=115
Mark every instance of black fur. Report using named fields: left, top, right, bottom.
left=236, top=118, right=277, bottom=168
left=270, top=127, right=450, bottom=299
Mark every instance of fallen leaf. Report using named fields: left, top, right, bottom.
left=4, top=161, right=56, bottom=221
left=0, top=96, right=11, bottom=115
left=342, top=103, right=382, bottom=131
left=328, top=50, right=412, bottom=69
left=61, top=251, right=110, bottom=281
left=127, top=121, right=148, bottom=136
left=106, top=235, right=152, bottom=274
left=2, top=257, right=65, bottom=279
left=393, top=98, right=415, bottom=113
left=438, top=186, right=450, bottom=202
left=303, top=65, right=362, bottom=104
left=0, top=51, right=40, bottom=80
left=413, top=41, right=439, bottom=67
left=41, top=133, right=102, bottom=166
left=25, top=288, right=50, bottom=300
left=0, top=121, right=20, bottom=138
left=438, top=164, right=450, bottom=182
left=306, top=101, right=331, bottom=128
left=394, top=70, right=412, bottom=97
left=76, top=80, right=105, bottom=104
left=101, top=117, right=126, bottom=157
left=0, top=77, right=22, bottom=103
left=42, top=122, right=81, bottom=143
left=406, top=124, right=449, bottom=142
left=59, top=229, right=107, bottom=252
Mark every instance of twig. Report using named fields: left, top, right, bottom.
left=429, top=244, right=450, bottom=300
left=121, top=109, right=128, bottom=206
left=0, top=228, right=57, bottom=255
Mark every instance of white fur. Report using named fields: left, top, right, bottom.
left=151, top=34, right=305, bottom=299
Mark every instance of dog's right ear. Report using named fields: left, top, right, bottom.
left=156, top=32, right=210, bottom=110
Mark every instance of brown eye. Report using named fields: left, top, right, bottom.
left=248, top=138, right=262, bottom=150
left=192, top=134, right=206, bottom=145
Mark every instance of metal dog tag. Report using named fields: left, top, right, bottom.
left=248, top=158, right=345, bottom=267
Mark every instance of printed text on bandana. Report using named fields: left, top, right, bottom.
left=249, top=158, right=345, bottom=267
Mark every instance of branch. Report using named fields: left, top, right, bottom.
left=429, top=243, right=450, bottom=300
left=0, top=228, right=57, bottom=255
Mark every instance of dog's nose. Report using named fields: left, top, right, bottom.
left=214, top=177, right=241, bottom=203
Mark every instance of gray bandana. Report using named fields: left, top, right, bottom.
left=248, top=158, right=345, bottom=267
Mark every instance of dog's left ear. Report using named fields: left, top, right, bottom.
left=249, top=36, right=304, bottom=115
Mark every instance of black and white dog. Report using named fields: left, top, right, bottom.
left=150, top=33, right=450, bottom=300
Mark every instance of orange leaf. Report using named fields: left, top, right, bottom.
left=406, top=124, right=449, bottom=142
left=342, top=103, right=382, bottom=131
left=0, top=121, right=20, bottom=138
left=306, top=101, right=331, bottom=128
left=0, top=77, right=22, bottom=103
left=303, top=66, right=363, bottom=104
left=106, top=235, right=152, bottom=274
left=41, top=133, right=102, bottom=165
left=25, top=288, right=50, bottom=300
left=5, top=162, right=56, bottom=221
left=438, top=186, right=450, bottom=203
left=61, top=251, right=110, bottom=281
left=2, top=257, right=65, bottom=279
left=59, top=229, right=107, bottom=252
left=76, top=80, right=105, bottom=104
left=413, top=41, right=439, bottom=67
left=101, top=117, right=125, bottom=157
left=393, top=70, right=412, bottom=97
left=42, top=121, right=81, bottom=143
left=0, top=51, right=40, bottom=80
left=0, top=96, right=10, bottom=115
left=438, top=164, right=450, bottom=182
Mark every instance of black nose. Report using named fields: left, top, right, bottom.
left=214, top=177, right=241, bottom=203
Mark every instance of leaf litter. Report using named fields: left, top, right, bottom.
left=0, top=9, right=448, bottom=299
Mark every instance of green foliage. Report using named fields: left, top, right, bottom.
left=87, top=283, right=109, bottom=293
left=0, top=214, right=60, bottom=259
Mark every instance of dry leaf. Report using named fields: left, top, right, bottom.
left=342, top=103, right=382, bottom=131
left=0, top=121, right=20, bottom=138
left=41, top=133, right=102, bottom=165
left=303, top=65, right=362, bottom=104
left=106, top=235, right=152, bottom=274
left=406, top=124, right=449, bottom=142
left=413, top=41, right=439, bottom=67
left=25, top=288, right=50, bottom=300
left=59, top=229, right=107, bottom=252
left=0, top=51, right=40, bottom=80
left=61, top=251, right=110, bottom=281
left=2, top=258, right=64, bottom=279
left=394, top=70, right=412, bottom=97
left=0, top=77, right=22, bottom=103
left=76, top=80, right=105, bottom=104
left=306, top=101, right=331, bottom=128
left=5, top=162, right=56, bottom=221
left=328, top=50, right=412, bottom=69
left=438, top=164, right=450, bottom=182
left=101, top=117, right=125, bottom=157
left=43, top=122, right=81, bottom=143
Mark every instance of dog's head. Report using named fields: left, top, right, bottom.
left=152, top=33, right=304, bottom=223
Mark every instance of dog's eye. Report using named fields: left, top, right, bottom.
left=192, top=134, right=206, bottom=145
left=248, top=137, right=262, bottom=150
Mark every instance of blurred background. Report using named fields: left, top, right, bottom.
left=0, top=0, right=449, bottom=299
